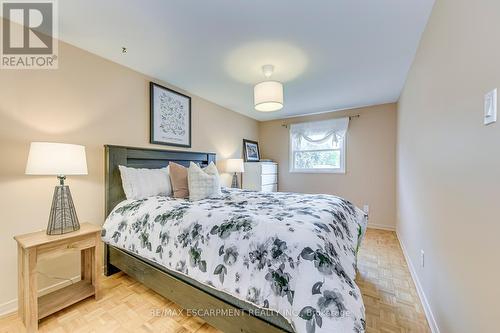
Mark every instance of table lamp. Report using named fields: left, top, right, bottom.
left=225, top=159, right=244, bottom=188
left=25, top=142, right=88, bottom=235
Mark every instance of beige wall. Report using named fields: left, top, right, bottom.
left=0, top=40, right=258, bottom=310
left=397, top=1, right=500, bottom=332
left=259, top=104, right=397, bottom=229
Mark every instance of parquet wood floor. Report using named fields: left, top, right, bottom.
left=0, top=228, right=430, bottom=332
left=357, top=229, right=430, bottom=333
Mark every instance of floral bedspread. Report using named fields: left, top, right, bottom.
left=102, top=188, right=368, bottom=333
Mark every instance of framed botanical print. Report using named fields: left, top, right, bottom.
left=243, top=139, right=260, bottom=162
left=150, top=82, right=191, bottom=147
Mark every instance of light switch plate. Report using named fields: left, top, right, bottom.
left=484, top=89, right=497, bottom=125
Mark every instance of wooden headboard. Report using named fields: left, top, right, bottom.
left=104, top=145, right=216, bottom=216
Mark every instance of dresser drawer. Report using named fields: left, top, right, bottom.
left=261, top=184, right=278, bottom=192
left=261, top=174, right=277, bottom=185
left=261, top=163, right=278, bottom=175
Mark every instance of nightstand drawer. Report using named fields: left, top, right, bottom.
left=38, top=236, right=96, bottom=260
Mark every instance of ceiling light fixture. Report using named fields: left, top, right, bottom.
left=254, top=65, right=284, bottom=112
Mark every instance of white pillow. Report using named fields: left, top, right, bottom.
left=187, top=162, right=222, bottom=201
left=119, top=165, right=172, bottom=200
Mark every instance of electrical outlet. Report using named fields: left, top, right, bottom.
left=363, top=205, right=369, bottom=214
left=420, top=250, right=425, bottom=268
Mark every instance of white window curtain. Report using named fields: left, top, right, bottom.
left=289, top=117, right=349, bottom=173
left=290, top=117, right=349, bottom=149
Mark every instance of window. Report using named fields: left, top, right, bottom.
left=289, top=117, right=349, bottom=173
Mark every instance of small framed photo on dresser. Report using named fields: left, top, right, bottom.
left=243, top=139, right=260, bottom=162
left=150, top=82, right=191, bottom=147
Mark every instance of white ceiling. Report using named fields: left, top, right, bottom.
left=58, top=0, right=434, bottom=121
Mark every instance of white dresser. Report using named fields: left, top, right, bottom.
left=242, top=162, right=278, bottom=192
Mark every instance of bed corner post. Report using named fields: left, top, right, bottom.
left=104, top=145, right=126, bottom=276
left=104, top=243, right=120, bottom=276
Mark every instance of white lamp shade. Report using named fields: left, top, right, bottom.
left=225, top=159, right=244, bottom=173
left=254, top=81, right=284, bottom=112
left=25, top=142, right=88, bottom=176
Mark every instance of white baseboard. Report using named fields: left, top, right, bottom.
left=396, top=229, right=440, bottom=333
left=0, top=275, right=81, bottom=317
left=367, top=223, right=396, bottom=231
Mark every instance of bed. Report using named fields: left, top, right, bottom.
left=102, top=145, right=368, bottom=333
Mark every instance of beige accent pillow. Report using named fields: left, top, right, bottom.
left=169, top=162, right=189, bottom=198
left=187, top=162, right=222, bottom=201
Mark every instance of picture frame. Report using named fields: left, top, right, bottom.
left=150, top=82, right=192, bottom=147
left=243, top=139, right=260, bottom=162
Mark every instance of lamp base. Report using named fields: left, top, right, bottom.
left=231, top=173, right=239, bottom=189
left=47, top=184, right=80, bottom=235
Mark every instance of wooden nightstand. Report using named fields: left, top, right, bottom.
left=14, top=223, right=102, bottom=332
